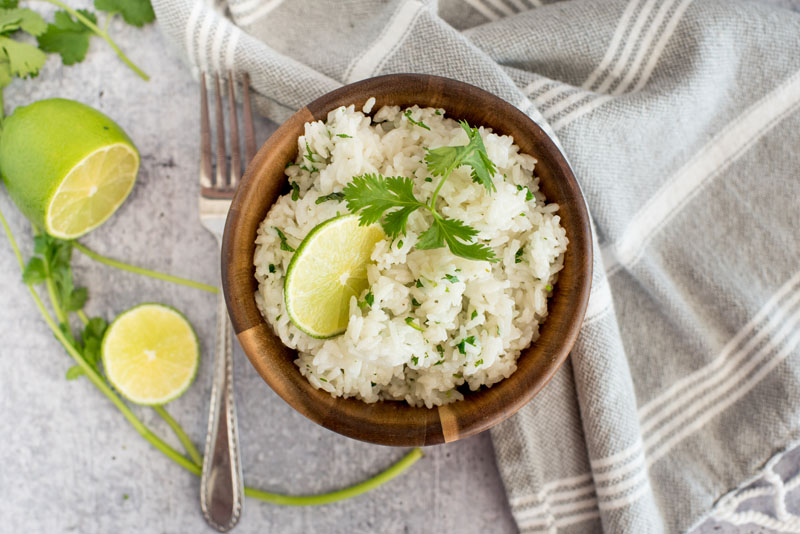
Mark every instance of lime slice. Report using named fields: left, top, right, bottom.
left=102, top=304, right=199, bottom=405
left=0, top=98, right=139, bottom=239
left=285, top=214, right=385, bottom=338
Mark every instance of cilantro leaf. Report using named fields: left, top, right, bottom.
left=94, top=0, right=154, bottom=27
left=0, top=1, right=18, bottom=8
left=342, top=174, right=426, bottom=238
left=0, top=35, right=45, bottom=80
left=417, top=216, right=495, bottom=262
left=65, top=365, right=84, bottom=380
left=424, top=120, right=496, bottom=193
left=22, top=257, right=47, bottom=284
left=80, top=317, right=107, bottom=372
left=0, top=7, right=47, bottom=36
left=37, top=10, right=97, bottom=66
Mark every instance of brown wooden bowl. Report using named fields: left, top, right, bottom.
left=222, top=74, right=592, bottom=446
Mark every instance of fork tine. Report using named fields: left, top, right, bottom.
left=200, top=73, right=213, bottom=189
left=227, top=72, right=241, bottom=188
left=241, top=73, right=256, bottom=165
left=214, top=73, right=227, bottom=188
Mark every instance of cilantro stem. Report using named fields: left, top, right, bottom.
left=74, top=241, right=218, bottom=294
left=154, top=405, right=203, bottom=467
left=1, top=207, right=423, bottom=508
left=34, top=0, right=150, bottom=81
left=428, top=161, right=459, bottom=213
left=241, top=448, right=424, bottom=506
left=31, top=227, right=67, bottom=324
left=45, top=276, right=67, bottom=324
left=77, top=309, right=89, bottom=325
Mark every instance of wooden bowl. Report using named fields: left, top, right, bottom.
left=222, top=74, right=592, bottom=446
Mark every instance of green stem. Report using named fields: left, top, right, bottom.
left=35, top=0, right=149, bottom=81
left=154, top=405, right=203, bottom=467
left=77, top=309, right=89, bottom=325
left=243, top=448, right=424, bottom=506
left=428, top=163, right=458, bottom=213
left=74, top=241, right=218, bottom=294
left=1, top=208, right=424, bottom=507
left=30, top=227, right=67, bottom=324
left=45, top=277, right=67, bottom=324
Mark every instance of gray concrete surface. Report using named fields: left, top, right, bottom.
left=1, top=1, right=799, bottom=533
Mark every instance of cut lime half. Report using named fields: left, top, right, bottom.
left=46, top=143, right=138, bottom=238
left=0, top=98, right=140, bottom=239
left=284, top=215, right=385, bottom=338
left=102, top=304, right=199, bottom=405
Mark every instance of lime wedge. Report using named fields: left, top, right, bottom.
left=0, top=98, right=139, bottom=239
left=102, top=304, right=199, bottom=405
left=285, top=214, right=385, bottom=338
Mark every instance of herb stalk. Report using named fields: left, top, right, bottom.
left=35, top=0, right=149, bottom=80
left=74, top=241, right=218, bottom=294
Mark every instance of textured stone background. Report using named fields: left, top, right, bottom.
left=0, top=1, right=797, bottom=533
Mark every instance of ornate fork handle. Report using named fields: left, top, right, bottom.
left=200, top=291, right=244, bottom=531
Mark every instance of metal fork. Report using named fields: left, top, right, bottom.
left=198, top=71, right=255, bottom=532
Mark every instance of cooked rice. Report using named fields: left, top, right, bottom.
left=254, top=102, right=568, bottom=407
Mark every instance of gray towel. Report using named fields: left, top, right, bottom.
left=151, top=0, right=800, bottom=531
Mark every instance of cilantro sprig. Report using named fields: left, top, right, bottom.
left=343, top=120, right=498, bottom=262
left=0, top=0, right=153, bottom=104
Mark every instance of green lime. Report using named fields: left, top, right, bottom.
left=102, top=304, right=199, bottom=405
left=285, top=214, right=385, bottom=338
left=0, top=98, right=139, bottom=239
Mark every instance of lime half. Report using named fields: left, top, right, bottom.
left=285, top=215, right=385, bottom=338
left=0, top=98, right=139, bottom=239
left=102, top=304, right=199, bottom=405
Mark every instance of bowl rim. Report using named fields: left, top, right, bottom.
left=222, top=73, right=592, bottom=446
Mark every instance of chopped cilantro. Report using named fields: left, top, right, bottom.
left=405, top=317, right=424, bottom=332
left=268, top=263, right=276, bottom=273
left=290, top=180, right=300, bottom=201
left=471, top=310, right=478, bottom=320
left=415, top=279, right=424, bottom=288
left=424, top=177, right=433, bottom=182
left=444, top=274, right=459, bottom=283
left=336, top=133, right=352, bottom=138
left=403, top=109, right=430, bottom=130
left=545, top=284, right=553, bottom=291
left=316, top=192, right=345, bottom=204
left=273, top=227, right=295, bottom=252
left=515, top=247, right=524, bottom=263
left=474, top=358, right=484, bottom=367
left=364, top=291, right=374, bottom=306
left=411, top=356, right=419, bottom=365
left=411, top=297, right=421, bottom=307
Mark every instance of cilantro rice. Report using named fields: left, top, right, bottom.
left=254, top=101, right=568, bottom=408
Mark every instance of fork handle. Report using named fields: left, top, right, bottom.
left=200, top=293, right=244, bottom=531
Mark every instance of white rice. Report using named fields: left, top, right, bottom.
left=254, top=103, right=568, bottom=408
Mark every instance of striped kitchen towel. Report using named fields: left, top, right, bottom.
left=151, top=0, right=800, bottom=531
